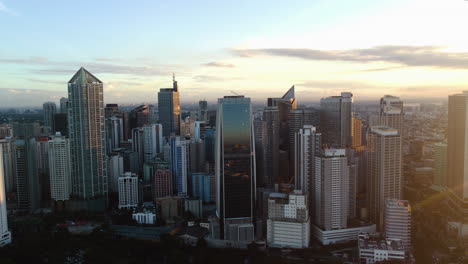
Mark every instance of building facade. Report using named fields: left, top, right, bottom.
left=48, top=132, right=71, bottom=201
left=118, top=172, right=139, bottom=209
left=384, top=199, right=411, bottom=250
left=0, top=144, right=12, bottom=247
left=158, top=75, right=180, bottom=138
left=320, top=92, right=353, bottom=147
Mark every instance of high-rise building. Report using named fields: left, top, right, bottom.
left=14, top=139, right=40, bottom=212
left=143, top=124, right=164, bottom=162
left=215, top=96, right=256, bottom=241
left=59, top=97, right=69, bottom=114
left=153, top=168, right=173, bottom=199
left=104, top=103, right=120, bottom=118
left=313, top=149, right=349, bottom=231
left=264, top=106, right=280, bottom=187
left=118, top=172, right=139, bottom=209
left=367, top=126, right=402, bottom=229
left=447, top=91, right=468, bottom=227
left=171, top=136, right=189, bottom=196
left=289, top=109, right=315, bottom=181
left=158, top=75, right=181, bottom=138
left=199, top=100, right=208, bottom=122
left=379, top=95, right=404, bottom=134
left=384, top=199, right=411, bottom=250
left=320, top=92, right=353, bottom=147
left=0, top=138, right=16, bottom=194
left=266, top=191, right=310, bottom=248
left=294, top=125, right=321, bottom=194
left=106, top=116, right=124, bottom=154
left=128, top=105, right=150, bottom=132
left=43, top=102, right=57, bottom=132
left=68, top=67, right=107, bottom=204
left=131, top=127, right=144, bottom=169
left=433, top=142, right=447, bottom=187
left=189, top=138, right=205, bottom=173
left=0, top=144, right=12, bottom=247
left=268, top=86, right=296, bottom=180
left=108, top=154, right=124, bottom=193
left=254, top=119, right=268, bottom=187
left=54, top=113, right=68, bottom=137
left=191, top=172, right=211, bottom=203
left=48, top=132, right=71, bottom=201
left=352, top=115, right=364, bottom=148
left=0, top=125, right=12, bottom=139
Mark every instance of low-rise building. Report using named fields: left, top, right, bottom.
left=132, top=206, right=156, bottom=225
left=358, top=233, right=405, bottom=264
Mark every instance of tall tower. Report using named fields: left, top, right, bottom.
left=379, top=95, right=404, bottom=134
left=320, top=92, right=353, bottom=148
left=367, top=126, right=402, bottom=229
left=294, top=125, right=321, bottom=194
left=447, top=91, right=468, bottom=224
left=158, top=76, right=181, bottom=138
left=216, top=96, right=256, bottom=241
left=59, top=97, right=69, bottom=114
left=0, top=144, right=12, bottom=247
left=0, top=138, right=16, bottom=194
left=48, top=132, right=71, bottom=201
left=43, top=101, right=57, bottom=132
left=313, top=149, right=349, bottom=231
left=199, top=100, right=208, bottom=121
left=143, top=124, right=164, bottom=163
left=171, top=136, right=189, bottom=196
left=289, top=109, right=316, bottom=180
left=68, top=67, right=107, bottom=204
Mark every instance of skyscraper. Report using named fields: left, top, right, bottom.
left=216, top=96, right=256, bottom=241
left=158, top=75, right=181, bottom=138
left=294, top=125, right=321, bottom=194
left=171, top=136, right=189, bottom=196
left=143, top=124, right=164, bottom=162
left=199, top=100, right=208, bottom=121
left=313, top=149, right=349, bottom=231
left=379, top=95, right=404, bottom=134
left=0, top=138, right=15, bottom=194
left=105, top=115, right=124, bottom=154
left=60, top=97, right=68, bottom=114
left=367, top=126, right=402, bottom=229
left=14, top=139, right=40, bottom=212
left=447, top=91, right=468, bottom=226
left=0, top=144, right=12, bottom=247
left=433, top=142, right=447, bottom=187
left=108, top=154, right=124, bottom=193
left=68, top=67, right=107, bottom=205
left=320, top=92, right=353, bottom=147
left=43, top=102, right=57, bottom=132
left=289, top=109, right=315, bottom=180
left=263, top=107, right=280, bottom=186
left=48, top=132, right=71, bottom=201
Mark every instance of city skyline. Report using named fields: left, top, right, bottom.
left=1, top=0, right=468, bottom=106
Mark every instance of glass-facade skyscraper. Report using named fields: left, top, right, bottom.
left=158, top=75, right=181, bottom=138
left=68, top=67, right=107, bottom=203
left=215, top=96, right=256, bottom=241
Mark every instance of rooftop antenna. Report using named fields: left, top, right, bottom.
left=230, top=90, right=240, bottom=96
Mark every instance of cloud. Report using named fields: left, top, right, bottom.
left=232, top=45, right=468, bottom=69
left=27, top=78, right=65, bottom=85
left=202, top=62, right=235, bottom=68
left=0, top=1, right=17, bottom=16
left=298, top=80, right=378, bottom=91
left=0, top=88, right=65, bottom=107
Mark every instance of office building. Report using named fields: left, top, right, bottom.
left=143, top=124, right=164, bottom=162
left=0, top=125, right=12, bottom=139
left=106, top=116, right=124, bottom=154
left=53, top=113, right=68, bottom=137
left=108, top=154, right=124, bottom=193
left=0, top=145, right=12, bottom=247
left=68, top=67, right=107, bottom=205
left=171, top=136, right=189, bottom=196
left=43, top=101, right=57, bottom=132
left=189, top=138, right=205, bottom=173
left=266, top=191, right=310, bottom=248
left=185, top=199, right=203, bottom=219
left=367, top=126, right=402, bottom=230
left=215, top=96, right=256, bottom=241
left=14, top=139, right=40, bottom=212
left=191, top=172, right=211, bottom=203
left=59, top=97, right=68, bottom=114
left=254, top=119, right=268, bottom=187
left=48, top=132, right=71, bottom=201
left=104, top=103, right=120, bottom=118
left=155, top=196, right=184, bottom=222
left=384, top=199, right=411, bottom=250
left=320, top=92, right=353, bottom=147
left=128, top=105, right=150, bottom=132
left=358, top=233, right=405, bottom=264
left=294, top=125, right=321, bottom=194
left=118, top=172, right=139, bottom=209
left=0, top=138, right=15, bottom=193
left=433, top=142, right=447, bottom=187
left=255, top=107, right=280, bottom=187
left=158, top=75, right=181, bottom=138
left=199, top=100, right=208, bottom=121
left=289, top=109, right=315, bottom=180
left=379, top=95, right=404, bottom=134
left=313, top=149, right=349, bottom=231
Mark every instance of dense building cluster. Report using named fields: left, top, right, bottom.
left=0, top=67, right=466, bottom=263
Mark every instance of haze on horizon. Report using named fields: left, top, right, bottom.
left=0, top=0, right=467, bottom=107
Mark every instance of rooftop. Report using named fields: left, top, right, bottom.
left=358, top=233, right=404, bottom=252
left=370, top=126, right=399, bottom=136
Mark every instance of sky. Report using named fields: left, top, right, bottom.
left=0, top=0, right=468, bottom=107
